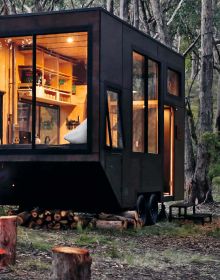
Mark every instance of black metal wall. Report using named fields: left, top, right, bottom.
left=100, top=10, right=185, bottom=208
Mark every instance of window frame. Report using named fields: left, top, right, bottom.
left=0, top=27, right=92, bottom=154
left=105, top=86, right=124, bottom=152
left=131, top=49, right=160, bottom=155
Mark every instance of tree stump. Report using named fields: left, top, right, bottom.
left=0, top=216, right=17, bottom=267
left=51, top=246, right=92, bottom=280
left=0, top=248, right=8, bottom=269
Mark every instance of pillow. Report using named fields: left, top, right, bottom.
left=64, top=118, right=87, bottom=144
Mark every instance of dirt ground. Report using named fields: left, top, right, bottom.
left=0, top=202, right=219, bottom=280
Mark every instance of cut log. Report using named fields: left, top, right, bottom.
left=36, top=218, right=44, bottom=226
left=38, top=213, right=44, bottom=219
left=51, top=246, right=92, bottom=280
left=70, top=222, right=78, bottom=229
left=45, top=210, right=52, bottom=216
left=0, top=216, right=17, bottom=267
left=45, top=215, right=52, bottom=222
left=52, top=223, right=61, bottom=230
left=61, top=210, right=68, bottom=218
left=17, top=211, right=31, bottom=226
left=119, top=211, right=139, bottom=221
left=96, top=220, right=127, bottom=230
left=125, top=218, right=137, bottom=229
left=98, top=213, right=127, bottom=222
left=67, top=211, right=74, bottom=222
left=31, top=207, right=41, bottom=218
left=54, top=211, right=61, bottom=222
left=7, top=209, right=18, bottom=216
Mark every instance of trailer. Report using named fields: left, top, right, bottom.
left=0, top=8, right=184, bottom=225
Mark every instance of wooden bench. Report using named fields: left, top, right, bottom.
left=169, top=202, right=195, bottom=221
left=169, top=202, right=212, bottom=225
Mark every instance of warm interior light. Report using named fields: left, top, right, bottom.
left=67, top=37, right=74, bottom=43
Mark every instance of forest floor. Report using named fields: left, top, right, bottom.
left=0, top=189, right=220, bottom=280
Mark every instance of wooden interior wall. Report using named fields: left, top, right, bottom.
left=0, top=42, right=9, bottom=144
left=60, top=85, right=87, bottom=144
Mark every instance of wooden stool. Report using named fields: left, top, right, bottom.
left=51, top=246, right=92, bottom=280
left=0, top=216, right=17, bottom=268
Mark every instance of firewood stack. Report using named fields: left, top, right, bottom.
left=8, top=208, right=143, bottom=230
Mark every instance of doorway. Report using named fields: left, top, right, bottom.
left=163, top=106, right=174, bottom=195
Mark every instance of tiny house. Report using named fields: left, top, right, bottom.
left=0, top=8, right=184, bottom=225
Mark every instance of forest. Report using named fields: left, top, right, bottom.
left=0, top=1, right=219, bottom=280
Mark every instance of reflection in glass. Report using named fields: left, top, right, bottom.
left=148, top=60, right=159, bottom=154
left=106, top=117, right=110, bottom=147
left=132, top=52, right=145, bottom=152
left=167, top=69, right=179, bottom=96
left=36, top=105, right=59, bottom=145
left=107, top=90, right=123, bottom=149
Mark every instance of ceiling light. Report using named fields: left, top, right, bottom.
left=67, top=37, right=74, bottom=43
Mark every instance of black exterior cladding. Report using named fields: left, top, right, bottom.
left=0, top=8, right=184, bottom=211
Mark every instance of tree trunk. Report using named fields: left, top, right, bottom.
left=149, top=0, right=170, bottom=46
left=133, top=0, right=139, bottom=29
left=0, top=216, right=17, bottom=267
left=185, top=108, right=196, bottom=201
left=120, top=0, right=129, bottom=21
left=215, top=75, right=220, bottom=133
left=140, top=0, right=150, bottom=34
left=191, top=52, right=197, bottom=80
left=191, top=0, right=214, bottom=203
left=107, top=0, right=114, bottom=13
left=51, top=247, right=92, bottom=280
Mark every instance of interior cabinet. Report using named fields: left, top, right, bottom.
left=17, top=48, right=76, bottom=107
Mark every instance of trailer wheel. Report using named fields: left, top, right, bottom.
left=145, top=194, right=158, bottom=225
left=136, top=195, right=147, bottom=226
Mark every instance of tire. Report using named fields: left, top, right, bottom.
left=136, top=195, right=147, bottom=226
left=146, top=194, right=158, bottom=225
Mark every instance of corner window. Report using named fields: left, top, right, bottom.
left=148, top=60, right=159, bottom=154
left=167, top=69, right=180, bottom=97
left=0, top=31, right=88, bottom=149
left=106, top=89, right=123, bottom=149
left=132, top=52, right=145, bottom=152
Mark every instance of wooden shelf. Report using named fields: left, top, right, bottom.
left=18, top=87, right=75, bottom=107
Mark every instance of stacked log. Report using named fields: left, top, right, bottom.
left=13, top=208, right=142, bottom=230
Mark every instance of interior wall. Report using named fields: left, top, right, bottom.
left=0, top=43, right=8, bottom=144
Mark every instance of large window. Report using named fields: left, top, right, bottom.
left=132, top=52, right=145, bottom=152
left=106, top=89, right=123, bottom=149
left=132, top=52, right=159, bottom=154
left=0, top=32, right=88, bottom=148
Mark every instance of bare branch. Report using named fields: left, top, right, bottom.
left=167, top=0, right=185, bottom=26
left=70, top=0, right=75, bottom=9
left=85, top=0, right=95, bottom=8
left=183, top=34, right=201, bottom=57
